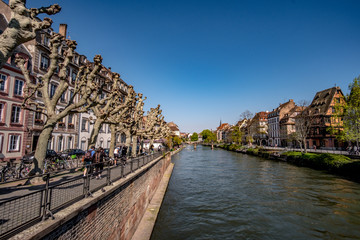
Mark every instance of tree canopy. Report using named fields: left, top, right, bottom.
left=190, top=132, right=199, bottom=141
left=200, top=129, right=216, bottom=143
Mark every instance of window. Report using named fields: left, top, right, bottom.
left=50, top=83, right=57, bottom=98
left=0, top=102, right=4, bottom=123
left=81, top=118, right=89, bottom=132
left=14, top=79, right=24, bottom=96
left=58, top=136, right=63, bottom=152
left=0, top=134, right=3, bottom=153
left=9, top=135, right=20, bottom=151
left=71, top=71, right=77, bottom=83
left=68, top=114, right=74, bottom=129
left=69, top=90, right=74, bottom=104
left=81, top=140, right=86, bottom=151
left=11, top=105, right=21, bottom=123
left=44, top=35, right=50, bottom=47
left=34, top=110, right=43, bottom=125
left=67, top=136, right=73, bottom=149
left=0, top=74, right=7, bottom=92
left=60, top=91, right=66, bottom=103
left=40, top=55, right=49, bottom=70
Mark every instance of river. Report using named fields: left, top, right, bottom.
left=151, top=145, right=360, bottom=240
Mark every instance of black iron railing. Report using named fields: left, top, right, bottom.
left=0, top=151, right=165, bottom=240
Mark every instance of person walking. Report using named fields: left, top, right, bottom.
left=94, top=147, right=105, bottom=179
left=83, top=146, right=95, bottom=177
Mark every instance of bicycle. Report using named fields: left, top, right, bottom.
left=18, top=160, right=32, bottom=178
left=0, top=161, right=17, bottom=182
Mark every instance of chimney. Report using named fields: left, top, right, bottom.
left=59, top=24, right=67, bottom=38
left=290, top=99, right=294, bottom=102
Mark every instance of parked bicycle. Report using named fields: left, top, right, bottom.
left=18, top=160, right=32, bottom=178
left=0, top=161, right=17, bottom=182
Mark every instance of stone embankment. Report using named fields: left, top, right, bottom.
left=203, top=143, right=360, bottom=182
left=11, top=148, right=183, bottom=240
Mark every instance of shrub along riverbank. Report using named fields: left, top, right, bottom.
left=215, top=143, right=360, bottom=182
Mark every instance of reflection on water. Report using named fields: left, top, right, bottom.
left=151, top=145, right=360, bottom=240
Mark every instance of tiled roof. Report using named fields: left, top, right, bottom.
left=308, top=87, right=343, bottom=115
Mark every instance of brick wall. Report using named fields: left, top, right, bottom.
left=42, top=153, right=171, bottom=240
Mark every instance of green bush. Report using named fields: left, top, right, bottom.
left=246, top=148, right=259, bottom=155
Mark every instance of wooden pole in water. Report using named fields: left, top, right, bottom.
left=194, top=143, right=197, bottom=150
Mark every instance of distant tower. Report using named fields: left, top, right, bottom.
left=219, top=119, right=222, bottom=127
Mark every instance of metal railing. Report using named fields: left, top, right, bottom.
left=0, top=151, right=165, bottom=240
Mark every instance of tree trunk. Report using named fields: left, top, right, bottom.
left=131, top=135, right=138, bottom=157
left=125, top=130, right=131, bottom=155
left=33, top=122, right=56, bottom=174
left=109, top=124, right=116, bottom=158
left=89, top=119, right=103, bottom=147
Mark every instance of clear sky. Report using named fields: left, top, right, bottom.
left=25, top=0, right=360, bottom=133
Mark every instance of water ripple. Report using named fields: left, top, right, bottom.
left=152, top=146, right=360, bottom=240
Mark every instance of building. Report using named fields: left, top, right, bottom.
left=247, top=111, right=269, bottom=146
left=167, top=122, right=180, bottom=137
left=305, top=86, right=345, bottom=149
left=267, top=99, right=295, bottom=147
left=216, top=123, right=231, bottom=142
left=279, top=106, right=305, bottom=147
left=0, top=3, right=33, bottom=161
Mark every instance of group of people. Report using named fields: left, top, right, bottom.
left=347, top=145, right=359, bottom=155
left=83, top=146, right=105, bottom=179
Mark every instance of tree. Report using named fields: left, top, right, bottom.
left=240, top=110, right=253, bottom=120
left=16, top=34, right=103, bottom=173
left=231, top=126, right=243, bottom=145
left=200, top=129, right=216, bottom=143
left=88, top=73, right=136, bottom=146
left=0, top=0, right=61, bottom=68
left=293, top=100, right=313, bottom=153
left=332, top=77, right=360, bottom=148
left=172, top=136, right=182, bottom=147
left=190, top=132, right=198, bottom=142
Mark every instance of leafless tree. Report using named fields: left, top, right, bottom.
left=0, top=0, right=61, bottom=68
left=240, top=110, right=253, bottom=121
left=293, top=100, right=314, bottom=153
left=16, top=33, right=103, bottom=174
left=88, top=72, right=136, bottom=146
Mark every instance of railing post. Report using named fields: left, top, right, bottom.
left=107, top=163, right=111, bottom=186
left=42, top=173, right=54, bottom=220
left=121, top=161, right=124, bottom=178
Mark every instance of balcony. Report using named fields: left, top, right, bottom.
left=58, top=122, right=66, bottom=128
left=68, top=123, right=75, bottom=129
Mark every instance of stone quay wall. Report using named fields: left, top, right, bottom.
left=12, top=152, right=172, bottom=240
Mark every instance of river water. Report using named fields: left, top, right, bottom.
left=151, top=145, right=360, bottom=240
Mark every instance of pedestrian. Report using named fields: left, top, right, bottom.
left=83, top=146, right=95, bottom=177
left=114, top=146, right=120, bottom=165
left=354, top=145, right=358, bottom=155
left=150, top=144, right=154, bottom=154
left=158, top=145, right=162, bottom=152
left=94, top=147, right=104, bottom=179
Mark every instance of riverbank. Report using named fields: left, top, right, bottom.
left=204, top=143, right=360, bottom=182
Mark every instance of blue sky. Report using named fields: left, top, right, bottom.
left=27, top=0, right=360, bottom=133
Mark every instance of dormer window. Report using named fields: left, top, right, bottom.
left=44, top=35, right=50, bottom=47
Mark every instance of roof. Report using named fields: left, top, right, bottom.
left=217, top=123, right=230, bottom=131
left=308, top=87, right=343, bottom=115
